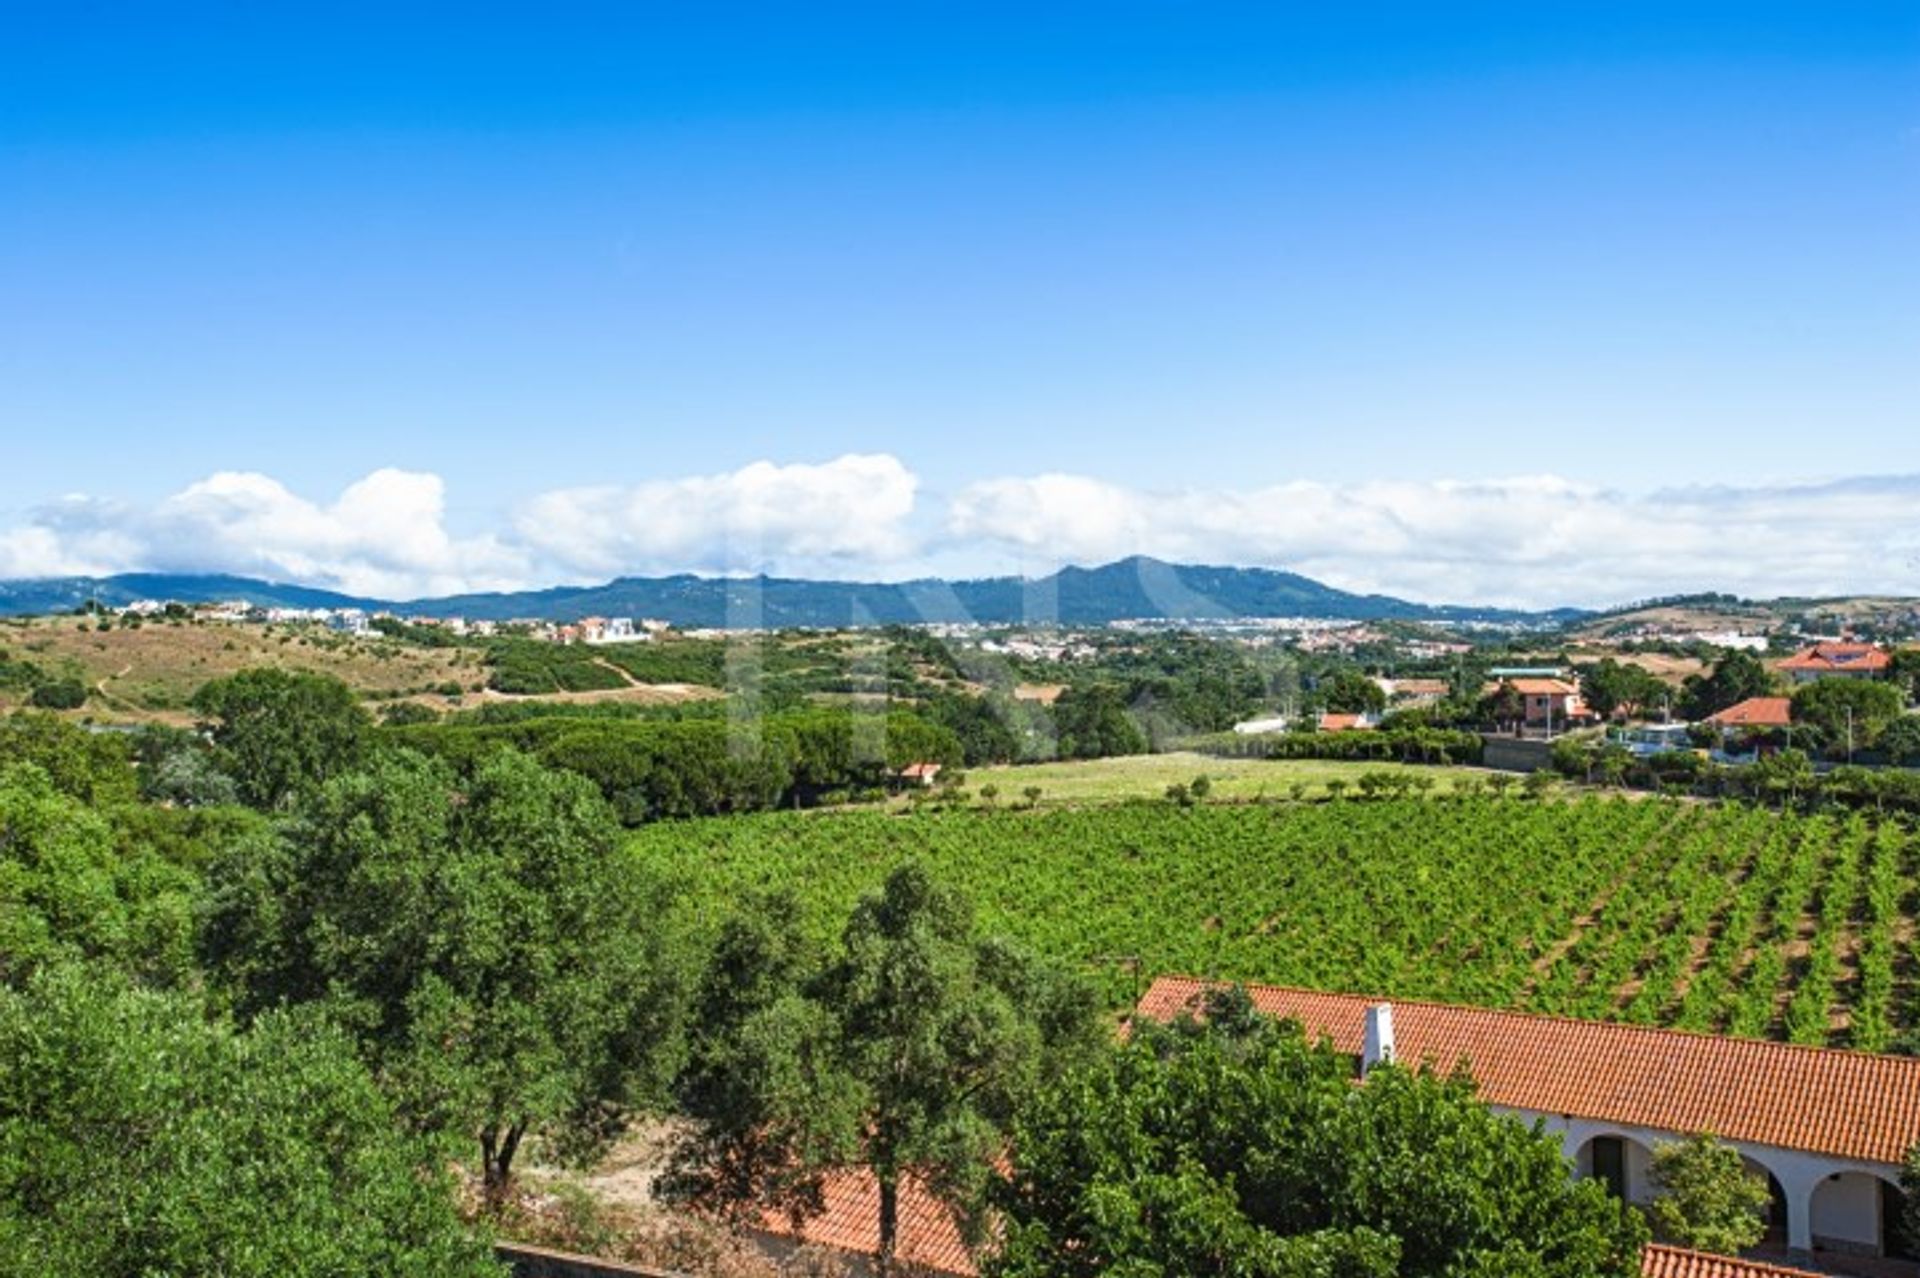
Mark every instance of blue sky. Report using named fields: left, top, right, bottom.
left=1, top=4, right=1916, bottom=605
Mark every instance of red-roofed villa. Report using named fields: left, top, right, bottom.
left=1780, top=644, right=1892, bottom=684
left=1138, top=977, right=1920, bottom=1270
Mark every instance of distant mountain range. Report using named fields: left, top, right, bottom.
left=0, top=559, right=1587, bottom=628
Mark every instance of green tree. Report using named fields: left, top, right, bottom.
left=991, top=1001, right=1647, bottom=1278
left=0, top=763, right=200, bottom=988
left=28, top=677, right=87, bottom=710
left=1880, top=715, right=1920, bottom=765
left=665, top=863, right=1102, bottom=1277
left=1789, top=678, right=1906, bottom=756
left=1053, top=685, right=1148, bottom=760
left=1318, top=669, right=1388, bottom=715
left=1890, top=649, right=1920, bottom=704
left=1646, top=1133, right=1769, bottom=1256
left=0, top=711, right=137, bottom=805
left=0, top=965, right=502, bottom=1278
left=1677, top=651, right=1777, bottom=721
left=1581, top=658, right=1670, bottom=720
left=192, top=668, right=373, bottom=809
left=202, top=747, right=689, bottom=1195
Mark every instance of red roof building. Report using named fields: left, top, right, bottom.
left=1138, top=977, right=1920, bottom=1264
left=1779, top=643, right=1892, bottom=683
left=1706, top=696, right=1794, bottom=729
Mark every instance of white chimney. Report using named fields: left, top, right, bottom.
left=1362, top=1003, right=1395, bottom=1074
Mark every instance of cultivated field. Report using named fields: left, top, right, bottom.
left=634, top=797, right=1920, bottom=1051
left=962, top=750, right=1489, bottom=805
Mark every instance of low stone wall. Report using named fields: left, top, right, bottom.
left=1479, top=734, right=1555, bottom=774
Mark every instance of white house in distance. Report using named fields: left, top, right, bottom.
left=1138, top=978, right=1920, bottom=1273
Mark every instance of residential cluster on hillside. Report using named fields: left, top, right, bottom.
left=105, top=597, right=675, bottom=645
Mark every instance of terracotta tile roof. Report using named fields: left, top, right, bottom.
left=1638, top=1244, right=1823, bottom=1278
left=898, top=762, right=944, bottom=780
left=1779, top=643, right=1891, bottom=673
left=754, top=1169, right=976, bottom=1276
left=1508, top=677, right=1581, bottom=695
left=1706, top=696, right=1793, bottom=728
left=1318, top=713, right=1365, bottom=732
left=751, top=1175, right=1823, bottom=1278
left=1135, top=977, right=1920, bottom=1166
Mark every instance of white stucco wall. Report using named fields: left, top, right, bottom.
left=1495, top=1105, right=1903, bottom=1257
left=1811, top=1173, right=1884, bottom=1252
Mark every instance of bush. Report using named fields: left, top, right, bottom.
left=28, top=678, right=87, bottom=710
left=1647, top=1134, right=1769, bottom=1255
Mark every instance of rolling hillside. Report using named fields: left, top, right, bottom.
left=0, top=557, right=1583, bottom=627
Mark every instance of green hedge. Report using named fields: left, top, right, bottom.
left=1190, top=727, right=1484, bottom=766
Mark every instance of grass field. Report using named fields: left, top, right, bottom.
left=961, top=750, right=1490, bottom=805
left=633, top=796, right=1920, bottom=1051
left=0, top=615, right=721, bottom=723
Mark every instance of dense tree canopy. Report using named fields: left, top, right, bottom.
left=0, top=710, right=137, bottom=805
left=1790, top=677, right=1907, bottom=754
left=0, top=762, right=200, bottom=988
left=202, top=747, right=689, bottom=1192
left=1677, top=651, right=1776, bottom=721
left=1053, top=685, right=1148, bottom=760
left=665, top=863, right=1103, bottom=1277
left=192, top=668, right=373, bottom=809
left=1315, top=668, right=1388, bottom=716
left=991, top=990, right=1648, bottom=1278
left=0, top=965, right=503, bottom=1278
left=1580, top=658, right=1671, bottom=720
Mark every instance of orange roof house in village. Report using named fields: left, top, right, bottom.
left=1780, top=643, right=1892, bottom=684
left=1484, top=674, right=1593, bottom=732
left=1706, top=697, right=1794, bottom=730
left=752, top=977, right=1920, bottom=1276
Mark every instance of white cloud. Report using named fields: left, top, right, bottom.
left=1, top=458, right=1916, bottom=608
left=0, top=469, right=529, bottom=599
left=949, top=472, right=1920, bottom=608
left=513, top=453, right=921, bottom=579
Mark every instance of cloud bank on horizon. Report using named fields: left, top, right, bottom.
left=2, top=455, right=1916, bottom=610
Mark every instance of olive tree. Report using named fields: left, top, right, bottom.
left=664, top=863, right=1103, bottom=1277
left=203, top=747, right=690, bottom=1194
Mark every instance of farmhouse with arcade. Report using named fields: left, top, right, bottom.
left=1138, top=978, right=1920, bottom=1271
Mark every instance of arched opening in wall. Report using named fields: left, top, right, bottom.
left=1574, top=1134, right=1655, bottom=1206
left=1740, top=1156, right=1789, bottom=1246
left=1812, top=1171, right=1911, bottom=1259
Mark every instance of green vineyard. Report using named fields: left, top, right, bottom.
left=632, top=796, right=1920, bottom=1052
